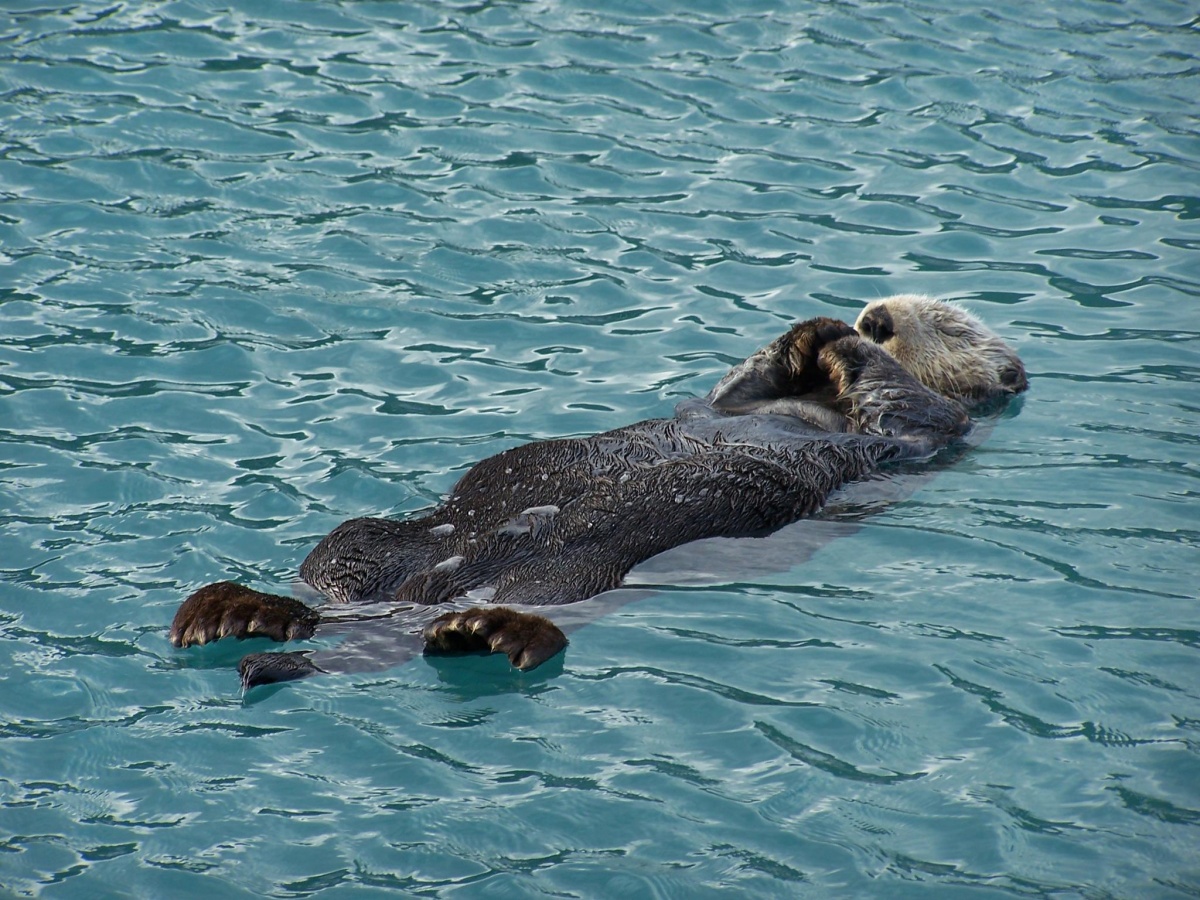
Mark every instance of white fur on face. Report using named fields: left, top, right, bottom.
left=855, top=295, right=1026, bottom=401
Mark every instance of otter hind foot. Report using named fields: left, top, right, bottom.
left=238, top=651, right=322, bottom=691
left=422, top=607, right=567, bottom=671
left=169, top=581, right=319, bottom=648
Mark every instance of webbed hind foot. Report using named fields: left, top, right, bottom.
left=238, top=651, right=323, bottom=690
left=423, top=606, right=567, bottom=671
left=169, top=581, right=319, bottom=648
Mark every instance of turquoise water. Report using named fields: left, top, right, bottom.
left=2, top=0, right=1198, bottom=895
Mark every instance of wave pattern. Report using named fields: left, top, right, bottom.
left=1, top=0, right=1198, bottom=896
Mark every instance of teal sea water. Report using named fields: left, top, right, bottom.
left=2, top=0, right=1198, bottom=896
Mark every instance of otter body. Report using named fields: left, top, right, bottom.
left=170, top=297, right=1026, bottom=687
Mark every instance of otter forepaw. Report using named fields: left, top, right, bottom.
left=238, top=651, right=322, bottom=691
left=169, top=581, right=319, bottom=648
left=784, top=317, right=857, bottom=385
left=422, top=606, right=567, bottom=671
left=816, top=333, right=875, bottom=392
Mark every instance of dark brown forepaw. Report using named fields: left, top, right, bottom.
left=816, top=333, right=874, bottom=392
left=784, top=317, right=857, bottom=387
left=422, top=606, right=567, bottom=671
left=811, top=328, right=888, bottom=396
left=169, top=581, right=319, bottom=648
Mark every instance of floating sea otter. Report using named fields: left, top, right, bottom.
left=170, top=295, right=1027, bottom=688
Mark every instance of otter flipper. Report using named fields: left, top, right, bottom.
left=423, top=607, right=567, bottom=670
left=169, top=581, right=319, bottom=648
left=238, top=651, right=323, bottom=690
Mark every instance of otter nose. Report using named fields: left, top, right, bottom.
left=1000, top=363, right=1028, bottom=393
left=858, top=307, right=894, bottom=344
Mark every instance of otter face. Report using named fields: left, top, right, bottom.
left=855, top=294, right=1028, bottom=403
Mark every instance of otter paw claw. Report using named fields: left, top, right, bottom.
left=169, top=581, right=319, bottom=648
left=422, top=607, right=567, bottom=671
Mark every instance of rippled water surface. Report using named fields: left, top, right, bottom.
left=2, top=1, right=1198, bottom=896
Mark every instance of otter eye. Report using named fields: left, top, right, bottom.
left=939, top=321, right=970, bottom=339
left=859, top=309, right=894, bottom=344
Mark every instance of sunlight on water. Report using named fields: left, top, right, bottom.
left=1, top=0, right=1197, bottom=896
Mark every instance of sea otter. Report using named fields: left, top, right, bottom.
left=169, top=296, right=1027, bottom=688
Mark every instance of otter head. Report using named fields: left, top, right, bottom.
left=855, top=294, right=1028, bottom=404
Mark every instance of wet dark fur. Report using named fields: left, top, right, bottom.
left=170, top=307, right=1024, bottom=688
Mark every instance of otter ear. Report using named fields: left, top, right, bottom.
left=857, top=306, right=894, bottom=344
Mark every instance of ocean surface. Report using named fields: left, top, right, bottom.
left=2, top=0, right=1198, bottom=896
